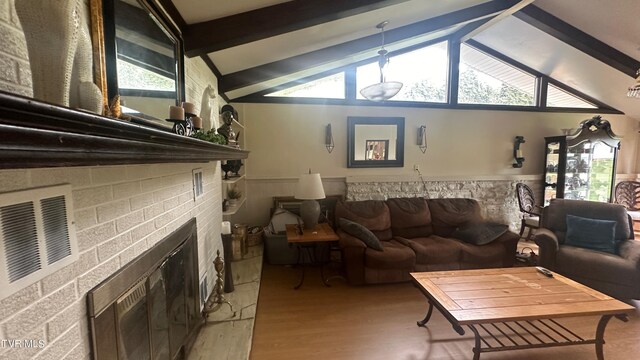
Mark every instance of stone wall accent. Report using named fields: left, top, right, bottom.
left=346, top=177, right=541, bottom=232
left=0, top=162, right=222, bottom=360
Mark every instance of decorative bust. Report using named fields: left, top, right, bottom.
left=217, top=105, right=237, bottom=146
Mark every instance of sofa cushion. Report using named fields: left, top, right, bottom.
left=405, top=236, right=461, bottom=265
left=364, top=239, right=415, bottom=269
left=335, top=200, right=393, bottom=241
left=428, top=198, right=483, bottom=237
left=565, top=214, right=617, bottom=254
left=339, top=218, right=383, bottom=251
left=452, top=222, right=509, bottom=246
left=387, top=197, right=433, bottom=238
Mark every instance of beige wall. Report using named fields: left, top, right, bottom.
left=234, top=102, right=639, bottom=226
left=239, top=103, right=639, bottom=178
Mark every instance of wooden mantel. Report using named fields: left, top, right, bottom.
left=0, top=92, right=248, bottom=169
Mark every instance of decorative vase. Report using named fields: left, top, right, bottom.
left=16, top=0, right=102, bottom=113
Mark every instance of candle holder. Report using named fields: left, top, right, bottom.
left=513, top=136, right=525, bottom=168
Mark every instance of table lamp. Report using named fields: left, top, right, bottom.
left=295, top=171, right=326, bottom=230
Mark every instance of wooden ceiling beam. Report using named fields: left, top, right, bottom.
left=219, top=0, right=522, bottom=93
left=514, top=5, right=640, bottom=78
left=183, top=0, right=410, bottom=57
left=458, top=0, right=534, bottom=42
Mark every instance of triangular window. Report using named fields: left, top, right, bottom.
left=546, top=84, right=596, bottom=108
left=458, top=43, right=535, bottom=106
left=266, top=72, right=345, bottom=99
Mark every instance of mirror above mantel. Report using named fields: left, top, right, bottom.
left=103, top=0, right=185, bottom=124
left=0, top=1, right=246, bottom=169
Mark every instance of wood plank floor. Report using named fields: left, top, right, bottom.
left=250, top=264, right=640, bottom=360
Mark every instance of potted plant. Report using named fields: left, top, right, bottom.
left=190, top=128, right=227, bottom=144
left=227, top=186, right=242, bottom=207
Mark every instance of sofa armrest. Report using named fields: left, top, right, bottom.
left=534, top=228, right=559, bottom=270
left=337, top=229, right=367, bottom=285
left=618, top=239, right=640, bottom=269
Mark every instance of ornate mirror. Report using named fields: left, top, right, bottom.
left=347, top=116, right=405, bottom=168
left=102, top=0, right=185, bottom=123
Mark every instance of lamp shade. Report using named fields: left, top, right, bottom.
left=294, top=173, right=326, bottom=200
left=360, top=81, right=403, bottom=102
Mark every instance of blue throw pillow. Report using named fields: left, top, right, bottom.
left=339, top=218, right=383, bottom=251
left=565, top=215, right=617, bottom=254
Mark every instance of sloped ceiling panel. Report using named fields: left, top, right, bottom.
left=208, top=0, right=491, bottom=74
left=536, top=0, right=640, bottom=61
left=472, top=16, right=640, bottom=119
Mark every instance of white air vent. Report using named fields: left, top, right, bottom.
left=193, top=169, right=204, bottom=199
left=0, top=185, right=78, bottom=299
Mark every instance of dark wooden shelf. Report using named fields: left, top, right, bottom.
left=0, top=91, right=248, bottom=169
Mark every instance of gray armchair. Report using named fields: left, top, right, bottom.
left=535, top=199, right=640, bottom=300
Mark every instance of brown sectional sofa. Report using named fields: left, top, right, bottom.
left=336, top=198, right=520, bottom=285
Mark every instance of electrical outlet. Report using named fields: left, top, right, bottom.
left=413, top=164, right=420, bottom=172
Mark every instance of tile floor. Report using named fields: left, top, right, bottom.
left=188, top=245, right=263, bottom=360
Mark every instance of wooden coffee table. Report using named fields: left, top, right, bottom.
left=411, top=267, right=634, bottom=360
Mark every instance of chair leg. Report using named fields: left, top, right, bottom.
left=525, top=226, right=536, bottom=241
left=519, top=220, right=526, bottom=239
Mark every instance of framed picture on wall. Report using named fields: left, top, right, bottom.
left=365, top=140, right=389, bottom=160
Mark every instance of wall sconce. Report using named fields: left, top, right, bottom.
left=513, top=136, right=525, bottom=168
left=417, top=125, right=427, bottom=153
left=325, top=124, right=334, bottom=153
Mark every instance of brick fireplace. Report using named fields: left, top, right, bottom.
left=0, top=162, right=223, bottom=359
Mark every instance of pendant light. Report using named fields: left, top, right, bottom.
left=627, top=69, right=640, bottom=99
left=360, top=21, right=403, bottom=102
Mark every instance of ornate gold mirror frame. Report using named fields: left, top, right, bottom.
left=89, top=0, right=108, bottom=115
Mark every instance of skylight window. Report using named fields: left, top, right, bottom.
left=458, top=44, right=535, bottom=106
left=266, top=73, right=345, bottom=99
left=356, top=41, right=449, bottom=103
left=546, top=84, right=596, bottom=108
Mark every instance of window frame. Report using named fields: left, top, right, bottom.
left=234, top=35, right=621, bottom=115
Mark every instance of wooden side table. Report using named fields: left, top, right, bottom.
left=285, top=223, right=339, bottom=289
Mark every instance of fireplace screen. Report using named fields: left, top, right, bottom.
left=87, top=219, right=200, bottom=360
left=117, top=281, right=150, bottom=359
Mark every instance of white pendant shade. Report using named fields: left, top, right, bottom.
left=294, top=173, right=326, bottom=200
left=628, top=70, right=640, bottom=99
left=360, top=81, right=403, bottom=102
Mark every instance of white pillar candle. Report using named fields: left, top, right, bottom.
left=169, top=105, right=184, bottom=120
left=182, top=101, right=196, bottom=115
left=221, top=221, right=231, bottom=235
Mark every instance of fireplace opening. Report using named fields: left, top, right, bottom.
left=87, top=219, right=201, bottom=360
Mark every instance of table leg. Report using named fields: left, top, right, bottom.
left=319, top=243, right=331, bottom=287
left=417, top=301, right=434, bottom=327
left=468, top=325, right=481, bottom=360
left=294, top=245, right=306, bottom=290
left=594, top=314, right=628, bottom=360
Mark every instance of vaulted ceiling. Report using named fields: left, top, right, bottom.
left=165, top=0, right=640, bottom=119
